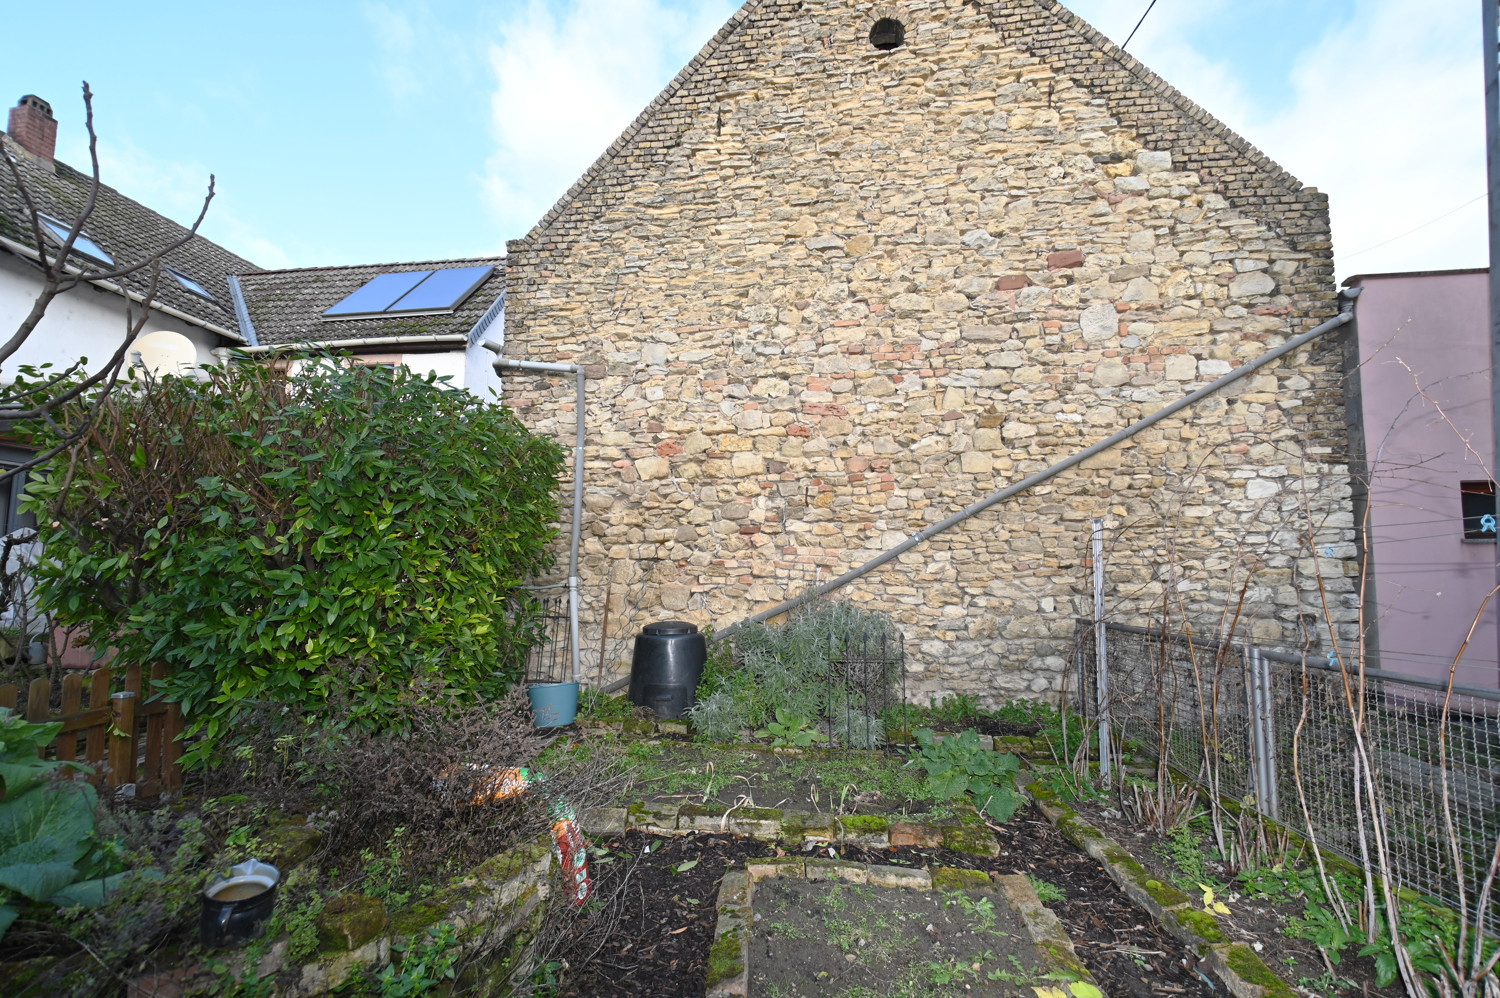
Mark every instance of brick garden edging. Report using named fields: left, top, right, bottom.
left=703, top=856, right=1100, bottom=998
left=580, top=800, right=1003, bottom=857
left=1023, top=777, right=1297, bottom=998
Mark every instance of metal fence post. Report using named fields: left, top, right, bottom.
left=1093, top=518, right=1111, bottom=783
left=1243, top=646, right=1279, bottom=820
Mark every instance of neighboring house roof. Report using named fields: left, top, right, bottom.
left=1343, top=268, right=1487, bottom=286
left=232, top=257, right=506, bottom=349
left=0, top=133, right=262, bottom=341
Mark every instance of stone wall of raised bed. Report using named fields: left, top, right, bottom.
left=119, top=823, right=557, bottom=998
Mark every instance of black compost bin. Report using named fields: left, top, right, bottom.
left=629, top=620, right=707, bottom=720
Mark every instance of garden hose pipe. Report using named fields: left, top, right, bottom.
left=466, top=767, right=593, bottom=906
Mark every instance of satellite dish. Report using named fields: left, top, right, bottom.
left=129, top=330, right=198, bottom=378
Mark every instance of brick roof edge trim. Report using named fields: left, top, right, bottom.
left=1020, top=0, right=1312, bottom=198
left=513, top=0, right=766, bottom=249
left=511, top=0, right=1325, bottom=254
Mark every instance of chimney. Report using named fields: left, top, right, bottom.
left=7, top=95, right=57, bottom=163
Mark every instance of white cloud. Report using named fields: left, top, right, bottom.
left=363, top=2, right=424, bottom=101
left=482, top=0, right=738, bottom=241
left=1258, top=0, right=1484, bottom=280
left=1065, top=0, right=1485, bottom=281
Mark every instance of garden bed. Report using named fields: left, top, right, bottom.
left=748, top=873, right=1043, bottom=997
left=548, top=832, right=774, bottom=998
left=566, top=796, right=1224, bottom=998
left=1062, top=790, right=1405, bottom=997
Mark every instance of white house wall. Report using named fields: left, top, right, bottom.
left=0, top=252, right=222, bottom=381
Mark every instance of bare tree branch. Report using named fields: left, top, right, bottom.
left=0, top=81, right=219, bottom=492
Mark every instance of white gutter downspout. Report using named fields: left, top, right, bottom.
left=720, top=303, right=1360, bottom=638
left=483, top=339, right=586, bottom=688
left=0, top=235, right=247, bottom=344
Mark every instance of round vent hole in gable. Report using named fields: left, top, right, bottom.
left=869, top=18, right=905, bottom=51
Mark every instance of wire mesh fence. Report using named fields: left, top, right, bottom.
left=1077, top=619, right=1500, bottom=932
left=520, top=587, right=573, bottom=686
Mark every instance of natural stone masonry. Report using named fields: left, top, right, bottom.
left=503, top=0, right=1353, bottom=705
left=115, top=828, right=556, bottom=997
left=588, top=799, right=1003, bottom=857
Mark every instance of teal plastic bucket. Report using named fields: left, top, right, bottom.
left=528, top=682, right=579, bottom=727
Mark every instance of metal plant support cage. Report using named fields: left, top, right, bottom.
left=1076, top=619, right=1500, bottom=934
left=520, top=586, right=574, bottom=687
left=824, top=619, right=907, bottom=755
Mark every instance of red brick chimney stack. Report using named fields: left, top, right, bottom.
left=7, top=95, right=57, bottom=164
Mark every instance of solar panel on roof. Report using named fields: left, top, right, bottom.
left=322, top=271, right=432, bottom=317
left=320, top=266, right=495, bottom=320
left=38, top=214, right=115, bottom=266
left=386, top=266, right=494, bottom=314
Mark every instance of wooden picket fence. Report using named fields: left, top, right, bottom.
left=0, top=663, right=184, bottom=796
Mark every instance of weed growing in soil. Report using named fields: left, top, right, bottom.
left=1159, top=821, right=1221, bottom=892
left=911, top=728, right=1022, bottom=821
left=1026, top=875, right=1066, bottom=904
left=756, top=709, right=827, bottom=749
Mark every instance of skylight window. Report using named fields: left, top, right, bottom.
left=322, top=266, right=495, bottom=320
left=166, top=266, right=216, bottom=302
left=37, top=213, right=115, bottom=266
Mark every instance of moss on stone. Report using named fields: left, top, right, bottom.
left=705, top=929, right=744, bottom=987
left=941, top=825, right=1000, bottom=857
left=930, top=867, right=992, bottom=891
left=622, top=718, right=654, bottom=736
left=1223, top=944, right=1296, bottom=997
left=1168, top=907, right=1227, bottom=944
left=472, top=838, right=550, bottom=883
left=738, top=806, right=785, bottom=822
left=679, top=803, right=730, bottom=819
left=316, top=894, right=388, bottom=954
left=838, top=814, right=889, bottom=833
left=1027, top=780, right=1058, bottom=802
left=389, top=898, right=451, bottom=938
left=261, top=823, right=323, bottom=870
left=1034, top=939, right=1090, bottom=979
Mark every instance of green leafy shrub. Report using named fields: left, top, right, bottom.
left=909, top=728, right=1021, bottom=821
left=0, top=710, right=127, bottom=940
left=688, top=599, right=901, bottom=742
left=755, top=708, right=827, bottom=749
left=24, top=360, right=566, bottom=766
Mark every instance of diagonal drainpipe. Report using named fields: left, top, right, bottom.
left=718, top=298, right=1359, bottom=639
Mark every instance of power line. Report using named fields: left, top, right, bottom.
left=1342, top=192, right=1488, bottom=261
left=1122, top=0, right=1159, bottom=50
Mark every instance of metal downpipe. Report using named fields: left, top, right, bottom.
left=484, top=341, right=586, bottom=685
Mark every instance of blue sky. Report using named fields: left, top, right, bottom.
left=4, top=0, right=1483, bottom=280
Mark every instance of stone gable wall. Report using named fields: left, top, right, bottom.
left=502, top=0, right=1356, bottom=703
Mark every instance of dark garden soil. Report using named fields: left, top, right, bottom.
left=750, top=878, right=1040, bottom=997
left=552, top=832, right=774, bottom=998
left=557, top=806, right=1227, bottom=998
left=833, top=807, right=1224, bottom=998
left=1066, top=797, right=1404, bottom=998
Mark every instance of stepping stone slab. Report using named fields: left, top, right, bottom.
left=748, top=877, right=1046, bottom=997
